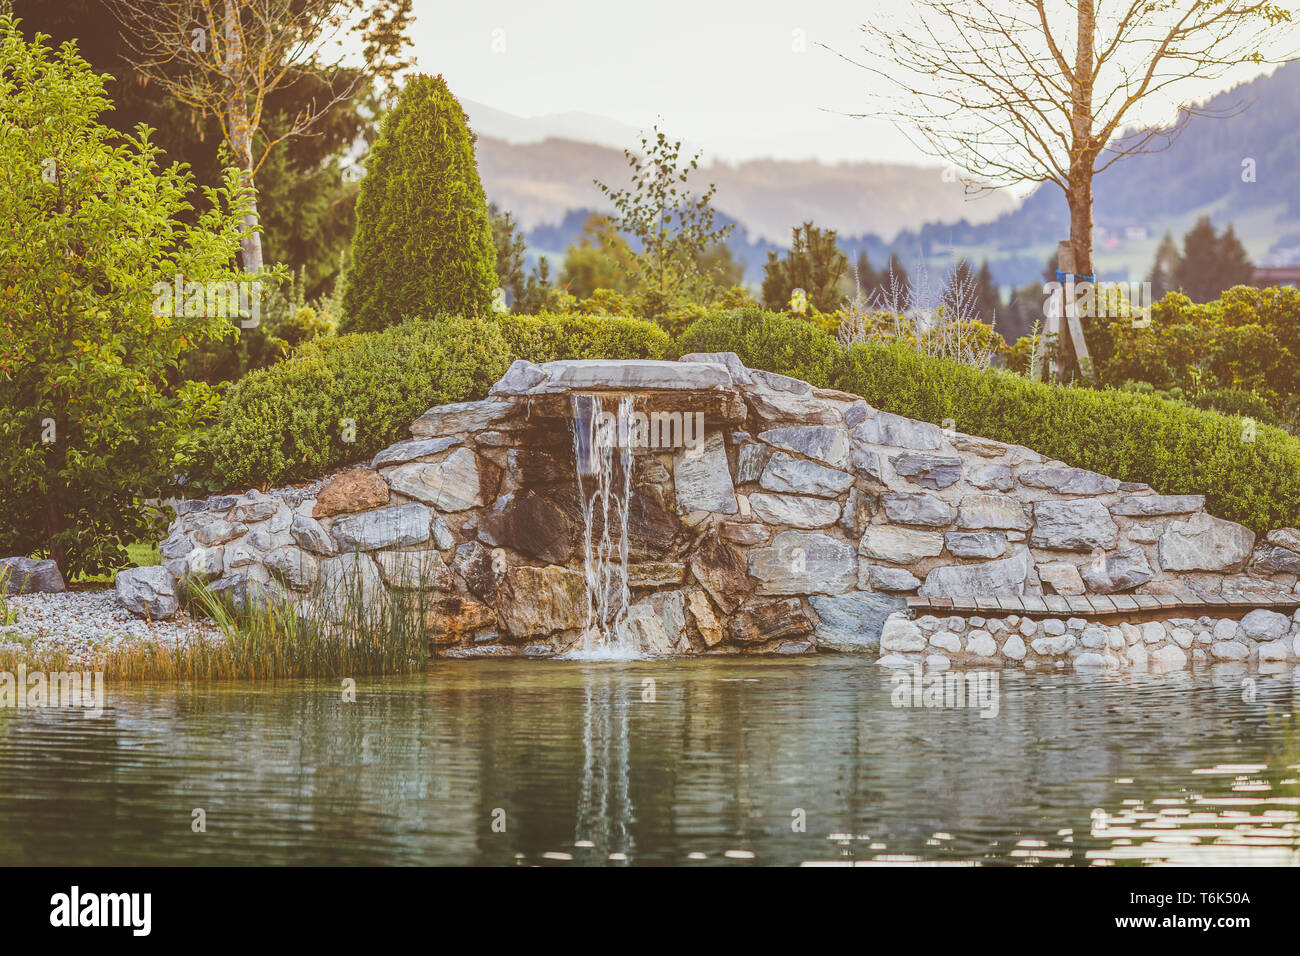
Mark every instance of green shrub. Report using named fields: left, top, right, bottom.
left=204, top=312, right=669, bottom=490
left=832, top=341, right=1300, bottom=534
left=208, top=315, right=510, bottom=489
left=675, top=307, right=839, bottom=387
left=1193, top=387, right=1283, bottom=429
left=340, top=75, right=497, bottom=334
left=497, top=312, right=672, bottom=363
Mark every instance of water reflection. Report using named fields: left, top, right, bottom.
left=0, top=659, right=1295, bottom=865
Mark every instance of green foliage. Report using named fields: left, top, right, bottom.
left=490, top=204, right=554, bottom=312
left=674, top=308, right=839, bottom=387
left=204, top=311, right=668, bottom=490
left=0, top=18, right=253, bottom=576
left=341, top=75, right=496, bottom=333
left=207, top=315, right=510, bottom=489
left=496, top=313, right=672, bottom=363
left=762, top=221, right=849, bottom=314
left=594, top=124, right=733, bottom=306
left=832, top=341, right=1300, bottom=534
left=1090, top=285, right=1300, bottom=423
left=559, top=216, right=638, bottom=298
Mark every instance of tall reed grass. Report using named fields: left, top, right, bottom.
left=0, top=556, right=443, bottom=682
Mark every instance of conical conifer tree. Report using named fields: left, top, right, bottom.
left=341, top=74, right=497, bottom=333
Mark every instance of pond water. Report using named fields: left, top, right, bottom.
left=0, top=658, right=1297, bottom=866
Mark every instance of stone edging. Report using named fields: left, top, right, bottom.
left=878, top=608, right=1300, bottom=671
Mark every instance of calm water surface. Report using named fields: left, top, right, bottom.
left=1, top=658, right=1298, bottom=865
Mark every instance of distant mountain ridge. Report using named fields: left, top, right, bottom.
left=473, top=63, right=1300, bottom=287
left=473, top=131, right=1016, bottom=246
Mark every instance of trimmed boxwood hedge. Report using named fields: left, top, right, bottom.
left=676, top=306, right=1300, bottom=534
left=673, top=306, right=838, bottom=387
left=203, top=312, right=674, bottom=490
left=497, top=312, right=671, bottom=363
left=207, top=314, right=511, bottom=490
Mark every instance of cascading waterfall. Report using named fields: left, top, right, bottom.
left=570, top=393, right=635, bottom=657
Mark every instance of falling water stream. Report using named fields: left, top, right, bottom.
left=570, top=394, right=636, bottom=657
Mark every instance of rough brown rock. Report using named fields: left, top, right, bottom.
left=688, top=532, right=750, bottom=613
left=477, top=490, right=573, bottom=564
left=314, top=468, right=389, bottom=518
left=425, top=596, right=496, bottom=643
left=497, top=565, right=587, bottom=638
left=727, top=598, right=815, bottom=645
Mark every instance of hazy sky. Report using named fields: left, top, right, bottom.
left=405, top=0, right=932, bottom=164
left=403, top=0, right=1288, bottom=167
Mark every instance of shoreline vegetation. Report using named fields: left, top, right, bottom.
left=0, top=574, right=437, bottom=682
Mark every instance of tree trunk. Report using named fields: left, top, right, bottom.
left=1069, top=0, right=1096, bottom=279
left=224, top=0, right=263, bottom=272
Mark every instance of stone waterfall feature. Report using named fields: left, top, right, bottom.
left=570, top=393, right=634, bottom=657
left=152, top=353, right=1300, bottom=666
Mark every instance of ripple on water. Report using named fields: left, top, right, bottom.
left=0, top=658, right=1296, bottom=865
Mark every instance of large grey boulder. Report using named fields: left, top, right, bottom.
left=1031, top=499, right=1118, bottom=551
left=758, top=452, right=854, bottom=497
left=852, top=411, right=942, bottom=450
left=492, top=359, right=732, bottom=395
left=956, top=493, right=1031, bottom=531
left=1158, top=513, right=1255, bottom=572
left=0, top=556, right=66, bottom=594
left=1080, top=547, right=1152, bottom=593
left=384, top=447, right=487, bottom=512
left=880, top=492, right=953, bottom=527
left=748, top=531, right=857, bottom=595
left=1109, top=494, right=1203, bottom=517
left=747, top=492, right=840, bottom=528
left=944, top=531, right=1006, bottom=559
left=674, top=432, right=737, bottom=514
left=410, top=398, right=520, bottom=436
left=758, top=425, right=850, bottom=468
left=330, top=503, right=432, bottom=552
left=1019, top=466, right=1120, bottom=495
left=1240, top=608, right=1290, bottom=642
left=858, top=526, right=944, bottom=563
left=115, top=566, right=179, bottom=619
left=370, top=436, right=461, bottom=469
left=918, top=546, right=1032, bottom=598
left=810, top=592, right=906, bottom=651
left=889, top=454, right=962, bottom=489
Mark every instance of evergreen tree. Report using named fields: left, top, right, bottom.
left=853, top=250, right=883, bottom=300
left=1147, top=231, right=1182, bottom=299
left=974, top=261, right=1002, bottom=323
left=1175, top=216, right=1255, bottom=302
left=761, top=221, right=849, bottom=313
left=1216, top=224, right=1255, bottom=292
left=881, top=252, right=911, bottom=305
left=341, top=75, right=496, bottom=333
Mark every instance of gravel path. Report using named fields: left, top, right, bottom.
left=0, top=588, right=219, bottom=667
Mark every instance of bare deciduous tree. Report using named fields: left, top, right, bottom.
left=838, top=0, right=1293, bottom=282
left=107, top=0, right=412, bottom=271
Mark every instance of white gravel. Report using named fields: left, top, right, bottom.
left=0, top=588, right=219, bottom=667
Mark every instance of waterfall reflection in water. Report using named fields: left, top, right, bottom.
left=575, top=673, right=635, bottom=859
left=0, top=660, right=1296, bottom=865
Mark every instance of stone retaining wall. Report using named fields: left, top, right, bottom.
left=136, top=353, right=1300, bottom=662
left=878, top=608, right=1300, bottom=671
